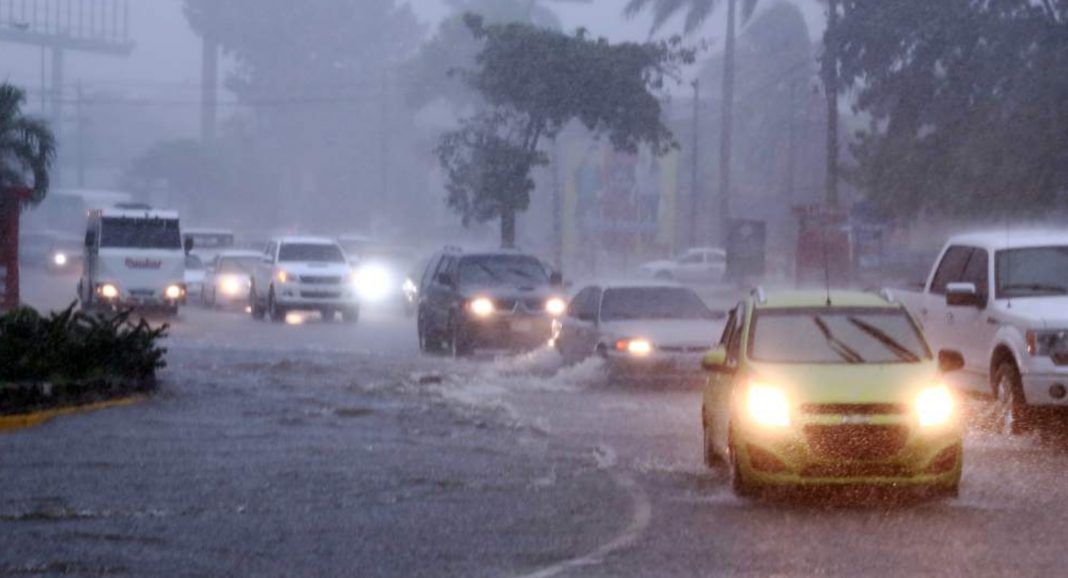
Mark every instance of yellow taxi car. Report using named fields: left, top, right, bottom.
left=701, top=289, right=965, bottom=498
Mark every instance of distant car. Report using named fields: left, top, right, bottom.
left=553, top=282, right=725, bottom=382
left=203, top=250, right=262, bottom=308
left=250, top=237, right=359, bottom=323
left=183, top=228, right=236, bottom=264
left=639, top=247, right=727, bottom=283
left=184, top=254, right=207, bottom=301
left=416, top=248, right=566, bottom=356
left=702, top=289, right=964, bottom=498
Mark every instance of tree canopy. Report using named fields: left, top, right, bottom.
left=437, top=15, right=693, bottom=247
left=835, top=0, right=1068, bottom=218
left=0, top=84, right=55, bottom=207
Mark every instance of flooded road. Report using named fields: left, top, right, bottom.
left=6, top=270, right=1068, bottom=577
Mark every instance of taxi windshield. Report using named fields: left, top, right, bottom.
left=749, top=308, right=931, bottom=364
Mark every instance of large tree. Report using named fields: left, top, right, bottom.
left=437, top=15, right=692, bottom=247
left=0, top=84, right=55, bottom=207
left=834, top=0, right=1068, bottom=217
left=182, top=0, right=424, bottom=231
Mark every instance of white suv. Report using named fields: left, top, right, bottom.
left=638, top=247, right=726, bottom=283
left=250, top=237, right=359, bottom=323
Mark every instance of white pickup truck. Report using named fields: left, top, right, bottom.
left=894, top=231, right=1068, bottom=433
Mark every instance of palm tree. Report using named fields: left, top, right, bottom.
left=0, top=83, right=55, bottom=309
left=1, top=83, right=55, bottom=206
left=625, top=0, right=759, bottom=245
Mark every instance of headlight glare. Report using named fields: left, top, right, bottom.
left=276, top=270, right=290, bottom=283
left=469, top=297, right=495, bottom=317
left=545, top=297, right=567, bottom=317
left=746, top=383, right=791, bottom=427
left=353, top=264, right=393, bottom=302
left=916, top=385, right=955, bottom=427
left=615, top=338, right=653, bottom=356
left=53, top=252, right=68, bottom=266
left=165, top=285, right=183, bottom=300
left=219, top=276, right=243, bottom=296
left=99, top=284, right=119, bottom=299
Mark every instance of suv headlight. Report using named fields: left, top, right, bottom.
left=916, top=385, right=955, bottom=427
left=1027, top=330, right=1068, bottom=357
left=746, top=382, right=790, bottom=427
left=469, top=297, right=495, bottom=317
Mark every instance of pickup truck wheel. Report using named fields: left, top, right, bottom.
left=320, top=307, right=336, bottom=323
left=268, top=290, right=286, bottom=323
left=991, top=361, right=1030, bottom=435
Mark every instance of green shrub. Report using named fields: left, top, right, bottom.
left=0, top=304, right=167, bottom=385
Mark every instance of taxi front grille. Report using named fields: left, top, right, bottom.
left=801, top=463, right=910, bottom=478
left=801, top=403, right=908, bottom=415
left=804, top=424, right=908, bottom=461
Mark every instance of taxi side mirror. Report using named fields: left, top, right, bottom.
left=938, top=349, right=965, bottom=373
left=701, top=346, right=732, bottom=373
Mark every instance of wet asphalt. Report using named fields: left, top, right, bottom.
left=5, top=269, right=1068, bottom=577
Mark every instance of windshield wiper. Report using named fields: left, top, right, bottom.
left=847, top=316, right=921, bottom=362
left=812, top=316, right=865, bottom=363
left=1001, top=283, right=1068, bottom=294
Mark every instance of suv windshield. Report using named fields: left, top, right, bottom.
left=750, top=308, right=931, bottom=364
left=278, top=243, right=346, bottom=263
left=996, top=246, right=1068, bottom=298
left=601, top=287, right=718, bottom=321
left=100, top=218, right=182, bottom=249
left=457, top=255, right=548, bottom=287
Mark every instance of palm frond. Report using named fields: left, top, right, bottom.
left=0, top=82, right=55, bottom=205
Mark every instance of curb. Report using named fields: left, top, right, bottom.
left=0, top=395, right=147, bottom=433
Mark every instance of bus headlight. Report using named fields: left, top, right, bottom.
left=98, top=284, right=120, bottom=300
left=916, top=385, right=955, bottom=427
left=165, top=285, right=184, bottom=300
left=746, top=383, right=791, bottom=428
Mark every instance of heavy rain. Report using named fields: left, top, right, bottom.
left=2, top=0, right=1068, bottom=576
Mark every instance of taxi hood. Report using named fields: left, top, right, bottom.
left=747, top=361, right=944, bottom=405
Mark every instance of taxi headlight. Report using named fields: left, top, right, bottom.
left=165, top=285, right=184, bottom=300
left=545, top=297, right=567, bottom=317
left=916, top=385, right=955, bottom=427
left=469, top=297, right=495, bottom=317
left=615, top=338, right=653, bottom=356
left=53, top=252, right=68, bottom=266
left=219, top=276, right=244, bottom=296
left=746, top=383, right=791, bottom=427
left=98, top=283, right=119, bottom=299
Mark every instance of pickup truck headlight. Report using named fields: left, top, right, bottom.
left=276, top=270, right=292, bottom=284
left=746, top=382, right=791, bottom=428
left=1026, top=330, right=1068, bottom=357
left=916, top=385, right=955, bottom=427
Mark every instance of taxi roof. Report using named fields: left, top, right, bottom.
left=754, top=290, right=898, bottom=310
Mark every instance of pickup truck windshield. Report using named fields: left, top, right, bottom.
left=458, top=256, right=548, bottom=287
left=601, top=287, right=719, bottom=321
left=278, top=243, right=346, bottom=263
left=100, top=218, right=182, bottom=249
left=750, top=308, right=931, bottom=364
left=996, top=246, right=1068, bottom=298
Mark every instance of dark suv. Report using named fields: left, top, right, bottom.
left=416, top=249, right=567, bottom=356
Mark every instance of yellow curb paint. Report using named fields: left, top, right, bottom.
left=0, top=395, right=147, bottom=433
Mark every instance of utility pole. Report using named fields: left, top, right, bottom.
left=718, top=0, right=738, bottom=245
left=76, top=81, right=86, bottom=187
left=690, top=79, right=700, bottom=248
left=823, top=0, right=840, bottom=208
left=200, top=0, right=219, bottom=143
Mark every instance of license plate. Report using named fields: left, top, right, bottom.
left=513, top=319, right=536, bottom=333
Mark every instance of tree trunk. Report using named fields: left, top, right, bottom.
left=718, top=0, right=738, bottom=246
left=501, top=207, right=516, bottom=249
left=823, top=0, right=840, bottom=208
left=0, top=194, right=19, bottom=311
